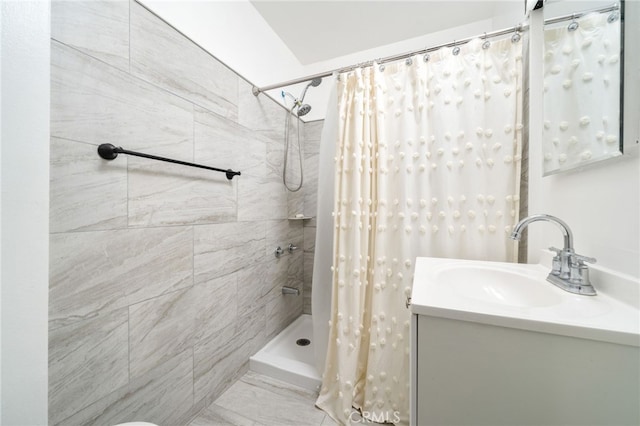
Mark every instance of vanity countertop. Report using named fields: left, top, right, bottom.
left=411, top=256, right=640, bottom=347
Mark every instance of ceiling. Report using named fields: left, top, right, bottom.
left=250, top=1, right=523, bottom=65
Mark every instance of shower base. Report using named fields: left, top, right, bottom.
left=250, top=314, right=322, bottom=391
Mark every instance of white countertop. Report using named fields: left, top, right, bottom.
left=411, top=256, right=640, bottom=347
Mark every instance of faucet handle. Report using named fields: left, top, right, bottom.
left=571, top=253, right=596, bottom=265
left=548, top=247, right=563, bottom=275
left=567, top=253, right=597, bottom=295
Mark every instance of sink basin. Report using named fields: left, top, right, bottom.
left=437, top=265, right=563, bottom=308
left=411, top=257, right=639, bottom=347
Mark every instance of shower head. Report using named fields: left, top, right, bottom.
left=297, top=104, right=312, bottom=117
left=309, top=77, right=322, bottom=87
left=299, top=77, right=322, bottom=103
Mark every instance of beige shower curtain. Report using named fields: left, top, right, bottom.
left=316, top=36, right=524, bottom=425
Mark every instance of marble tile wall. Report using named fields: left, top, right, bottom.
left=301, top=120, right=324, bottom=314
left=49, top=1, right=303, bottom=424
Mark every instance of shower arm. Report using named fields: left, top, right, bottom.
left=282, top=91, right=298, bottom=106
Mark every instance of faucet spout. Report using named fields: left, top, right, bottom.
left=509, top=214, right=596, bottom=296
left=510, top=214, right=574, bottom=251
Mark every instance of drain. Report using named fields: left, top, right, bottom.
left=296, top=338, right=311, bottom=346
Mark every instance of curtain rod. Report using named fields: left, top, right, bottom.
left=252, top=22, right=529, bottom=96
left=544, top=2, right=619, bottom=26
left=97, top=144, right=241, bottom=180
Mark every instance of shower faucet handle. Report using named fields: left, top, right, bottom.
left=288, top=243, right=298, bottom=253
left=275, top=246, right=284, bottom=258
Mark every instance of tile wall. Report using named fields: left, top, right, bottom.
left=301, top=121, right=324, bottom=314
left=48, top=1, right=312, bottom=424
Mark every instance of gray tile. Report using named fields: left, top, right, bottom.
left=127, top=144, right=237, bottom=227
left=303, top=249, right=313, bottom=316
left=194, top=307, right=266, bottom=405
left=320, top=414, right=339, bottom=426
left=303, top=152, right=320, bottom=218
left=49, top=309, right=129, bottom=426
left=195, top=106, right=266, bottom=177
left=288, top=249, right=304, bottom=290
left=51, top=40, right=193, bottom=149
left=304, top=216, right=318, bottom=227
left=303, top=226, right=317, bottom=253
left=193, top=273, right=238, bottom=345
left=130, top=2, right=238, bottom=119
left=193, top=221, right=266, bottom=284
left=303, top=251, right=315, bottom=294
left=257, top=128, right=286, bottom=146
left=237, top=259, right=288, bottom=317
left=304, top=297, right=312, bottom=315
left=210, top=109, right=288, bottom=226
left=57, top=350, right=193, bottom=426
left=303, top=136, right=322, bottom=158
left=288, top=188, right=305, bottom=219
left=304, top=120, right=325, bottom=145
left=266, top=284, right=303, bottom=338
left=193, top=322, right=241, bottom=408
left=129, top=287, right=195, bottom=379
left=190, top=404, right=258, bottom=426
left=50, top=138, right=127, bottom=233
left=49, top=226, right=193, bottom=330
left=240, top=370, right=318, bottom=401
left=52, top=0, right=129, bottom=72
left=304, top=151, right=320, bottom=184
left=238, top=176, right=288, bottom=221
left=267, top=133, right=286, bottom=181
left=213, top=376, right=325, bottom=426
left=265, top=219, right=303, bottom=258
left=238, top=79, right=286, bottom=132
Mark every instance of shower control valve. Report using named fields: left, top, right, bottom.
left=288, top=243, right=298, bottom=253
left=274, top=246, right=284, bottom=258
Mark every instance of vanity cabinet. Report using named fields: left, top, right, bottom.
left=411, top=314, right=639, bottom=426
left=410, top=257, right=639, bottom=426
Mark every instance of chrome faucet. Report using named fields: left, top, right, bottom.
left=510, top=214, right=597, bottom=296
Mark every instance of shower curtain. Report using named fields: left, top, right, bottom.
left=316, top=36, right=524, bottom=425
left=312, top=80, right=339, bottom=374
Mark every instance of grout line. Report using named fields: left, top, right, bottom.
left=49, top=220, right=245, bottom=236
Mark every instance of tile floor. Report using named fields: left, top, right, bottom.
left=188, top=371, right=386, bottom=425
left=188, top=371, right=335, bottom=426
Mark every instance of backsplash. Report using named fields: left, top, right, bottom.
left=49, top=1, right=306, bottom=424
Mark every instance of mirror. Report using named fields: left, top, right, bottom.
left=542, top=1, right=624, bottom=175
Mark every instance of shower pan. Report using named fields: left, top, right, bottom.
left=249, top=314, right=321, bottom=391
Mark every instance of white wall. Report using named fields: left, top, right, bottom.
left=527, top=3, right=640, bottom=278
left=0, top=0, right=50, bottom=424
